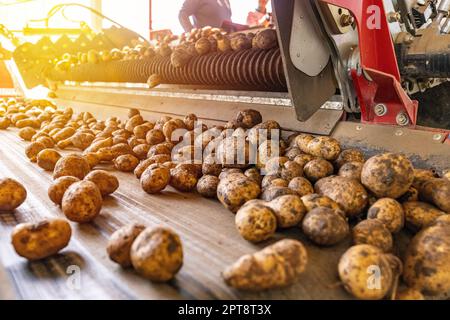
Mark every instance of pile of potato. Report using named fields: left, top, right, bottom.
left=1, top=96, right=450, bottom=298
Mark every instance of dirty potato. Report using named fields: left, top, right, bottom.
left=114, top=154, right=140, bottom=172
left=169, top=167, right=198, bottom=192
left=307, top=136, right=341, bottom=161
left=403, top=201, right=445, bottom=232
left=146, top=129, right=166, bottom=146
left=217, top=175, right=261, bottom=213
left=140, top=164, right=170, bottom=194
left=11, top=219, right=71, bottom=261
left=361, top=153, right=414, bottom=198
left=223, top=239, right=308, bottom=291
left=338, top=161, right=364, bottom=181
left=301, top=194, right=342, bottom=213
left=130, top=227, right=183, bottom=282
left=419, top=178, right=450, bottom=213
left=335, top=149, right=365, bottom=169
left=261, top=186, right=296, bottom=202
left=234, top=109, right=262, bottom=129
left=268, top=195, right=306, bottom=228
left=36, top=149, right=61, bottom=171
left=295, top=134, right=314, bottom=153
left=48, top=176, right=80, bottom=206
left=25, top=141, right=46, bottom=162
left=303, top=159, right=334, bottom=183
left=84, top=170, right=119, bottom=197
left=53, top=154, right=90, bottom=180
left=0, top=178, right=27, bottom=211
left=288, top=177, right=314, bottom=197
left=352, top=219, right=393, bottom=253
left=302, top=207, right=349, bottom=246
left=107, top=224, right=146, bottom=268
left=61, top=181, right=102, bottom=223
left=235, top=201, right=277, bottom=243
left=244, top=167, right=262, bottom=185
left=367, top=198, right=404, bottom=233
left=197, top=175, right=219, bottom=198
left=412, top=169, right=436, bottom=189
left=395, top=288, right=425, bottom=300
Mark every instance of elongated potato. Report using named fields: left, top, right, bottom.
left=84, top=170, right=119, bottom=197
left=0, top=178, right=27, bottom=211
left=25, top=142, right=46, bottom=162
left=61, top=181, right=102, bottom=223
left=107, top=224, right=146, bottom=268
left=403, top=201, right=445, bottom=232
left=48, top=176, right=80, bottom=206
left=11, top=219, right=71, bottom=261
left=223, top=239, right=308, bottom=291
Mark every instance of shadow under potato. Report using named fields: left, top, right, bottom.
left=26, top=251, right=85, bottom=279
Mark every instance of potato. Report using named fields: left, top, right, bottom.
left=84, top=170, right=119, bottom=197
left=125, top=114, right=144, bottom=133
left=197, top=175, right=219, bottom=198
left=53, top=154, right=90, bottom=180
left=367, top=198, right=404, bottom=233
left=304, top=159, right=334, bottom=182
left=217, top=175, right=261, bottom=213
left=128, top=108, right=140, bottom=119
left=219, top=169, right=244, bottom=180
left=85, top=137, right=113, bottom=154
left=403, top=201, right=445, bottom=232
left=217, top=136, right=250, bottom=169
left=302, top=207, right=349, bottom=246
left=268, top=195, right=306, bottom=228
left=244, top=167, right=262, bottom=185
left=285, top=147, right=302, bottom=161
left=169, top=167, right=198, bottom=192
left=397, top=186, right=419, bottom=203
left=338, top=244, right=402, bottom=300
left=35, top=136, right=55, bottom=148
left=235, top=201, right=277, bottom=243
left=361, top=153, right=414, bottom=198
left=270, top=159, right=303, bottom=181
left=335, top=149, right=365, bottom=169
left=148, top=143, right=172, bottom=157
left=0, top=178, right=27, bottom=211
left=293, top=153, right=316, bottom=168
left=288, top=177, right=314, bottom=197
left=48, top=176, right=80, bottom=206
left=141, top=165, right=170, bottom=194
left=130, top=227, right=183, bottom=282
left=315, top=176, right=368, bottom=217
left=412, top=169, right=436, bottom=189
left=183, top=114, right=198, bottom=131
left=0, top=117, right=11, bottom=129
left=107, top=224, right=146, bottom=268
left=261, top=185, right=296, bottom=202
left=114, top=154, right=139, bottom=172
left=36, top=149, right=62, bottom=171
left=256, top=139, right=282, bottom=169
left=83, top=152, right=100, bottom=169
left=261, top=174, right=280, bottom=189
left=395, top=288, right=425, bottom=300
left=230, top=34, right=252, bottom=51
left=53, top=127, right=76, bottom=143
left=301, top=194, right=341, bottom=213
left=19, top=127, right=36, bottom=141
left=223, top=239, right=307, bottom=291
left=15, top=119, right=40, bottom=129
left=338, top=161, right=363, bottom=181
left=61, top=181, right=102, bottom=223
left=307, top=136, right=341, bottom=161
left=11, top=219, right=71, bottom=261
left=403, top=216, right=450, bottom=295
left=352, top=220, right=393, bottom=252
left=146, top=129, right=166, bottom=145
left=267, top=178, right=288, bottom=188
left=25, top=141, right=46, bottom=162
left=234, top=109, right=262, bottom=129
left=419, top=178, right=450, bottom=213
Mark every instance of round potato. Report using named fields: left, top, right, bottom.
left=25, top=141, right=46, bottom=162
left=48, top=176, right=80, bottom=206
left=352, top=219, right=393, bottom=253
left=302, top=207, right=349, bottom=246
left=293, top=154, right=316, bottom=169
left=367, top=198, right=404, bottom=233
left=295, top=134, right=314, bottom=153
left=11, top=219, right=71, bottom=261
left=268, top=195, right=306, bottom=228
left=130, top=227, right=183, bottom=282
left=403, top=201, right=445, bottom=232
left=197, top=175, right=219, bottom=198
left=315, top=176, right=368, bottom=217
left=217, top=175, right=261, bottom=213
left=61, top=181, right=102, bottom=223
left=169, top=167, right=198, bottom=192
left=261, top=186, right=295, bottom=202
left=133, top=144, right=151, bottom=160
left=184, top=113, right=198, bottom=131
left=19, top=127, right=36, bottom=141
left=107, top=223, right=146, bottom=268
left=419, top=178, right=450, bottom=213
left=114, top=154, right=140, bottom=172
left=244, top=167, right=262, bottom=185
left=301, top=194, right=342, bottom=213
left=335, top=149, right=365, bottom=169
left=338, top=161, right=364, bottom=181
left=84, top=170, right=119, bottom=197
left=235, top=202, right=277, bottom=243
left=288, top=177, right=314, bottom=197
left=307, top=136, right=341, bottom=161
left=361, top=153, right=414, bottom=198
left=0, top=178, right=27, bottom=211
left=36, top=149, right=61, bottom=171
left=53, top=154, right=90, bottom=180
left=304, top=159, right=334, bottom=183
left=235, top=109, right=262, bottom=129
left=140, top=165, right=170, bottom=194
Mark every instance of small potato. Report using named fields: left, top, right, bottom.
left=235, top=202, right=277, bottom=243
left=133, top=144, right=150, bottom=160
left=130, top=227, right=183, bottom=282
left=61, top=181, right=102, bottom=223
left=197, top=175, right=219, bottom=198
left=301, top=194, right=342, bottom=213
left=84, top=170, right=119, bottom=197
left=36, top=149, right=61, bottom=171
left=146, top=129, right=166, bottom=146
left=128, top=108, right=140, bottom=119
left=419, top=178, right=450, bottom=213
left=53, top=155, right=91, bottom=180
left=169, top=167, right=198, bottom=192
left=0, top=178, right=27, bottom=211
left=285, top=147, right=302, bottom=161
left=403, top=201, right=445, bottom=232
left=302, top=207, right=349, bottom=246
left=335, top=149, right=365, bottom=169
left=25, top=142, right=46, bottom=162
left=352, top=220, right=393, bottom=253
left=133, top=123, right=154, bottom=139
left=304, top=159, right=334, bottom=183
left=48, top=176, right=80, bottom=206
left=114, top=154, right=139, bottom=172
left=288, top=177, right=314, bottom=197
left=125, top=114, right=144, bottom=133
left=11, top=219, right=71, bottom=261
left=107, top=224, right=146, bottom=268
left=135, top=158, right=155, bottom=179
left=141, top=164, right=170, bottom=194
left=338, top=161, right=363, bottom=181
left=234, top=109, right=262, bottom=129
left=184, top=114, right=198, bottom=131
left=244, top=167, right=262, bottom=185
left=395, top=288, right=425, bottom=300
left=19, top=127, right=36, bottom=141
left=367, top=198, right=404, bottom=233
left=223, top=239, right=308, bottom=291
left=217, top=176, right=261, bottom=213
left=268, top=195, right=306, bottom=228
left=307, top=136, right=341, bottom=161
left=202, top=154, right=222, bottom=177
left=35, top=136, right=55, bottom=148
left=295, top=134, right=314, bottom=153
left=252, top=29, right=278, bottom=50
left=261, top=186, right=296, bottom=202
left=293, top=153, right=316, bottom=168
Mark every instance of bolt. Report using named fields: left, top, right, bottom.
left=374, top=104, right=388, bottom=117
left=396, top=112, right=410, bottom=126
left=340, top=14, right=354, bottom=27
left=433, top=134, right=443, bottom=141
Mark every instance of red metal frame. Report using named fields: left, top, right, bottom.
left=320, top=0, right=418, bottom=126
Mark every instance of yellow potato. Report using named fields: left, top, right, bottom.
left=36, top=149, right=62, bottom=171
left=48, top=176, right=80, bottom=206
left=61, top=181, right=102, bottom=223
left=84, top=170, right=119, bottom=197
left=53, top=154, right=90, bottom=180
left=0, top=178, right=27, bottom=211
left=107, top=224, right=146, bottom=268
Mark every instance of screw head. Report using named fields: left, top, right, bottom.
left=433, top=134, right=443, bottom=141
left=374, top=104, right=388, bottom=117
left=396, top=112, right=410, bottom=126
